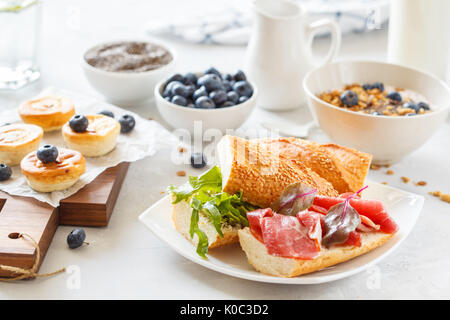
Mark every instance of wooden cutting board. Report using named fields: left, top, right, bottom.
left=0, top=162, right=129, bottom=278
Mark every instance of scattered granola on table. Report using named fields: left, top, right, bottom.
left=386, top=170, right=395, bottom=175
left=401, top=176, right=410, bottom=183
left=429, top=191, right=442, bottom=197
left=318, top=82, right=432, bottom=116
left=441, top=194, right=450, bottom=203
left=429, top=191, right=450, bottom=204
left=176, top=170, right=186, bottom=177
left=414, top=181, right=427, bottom=186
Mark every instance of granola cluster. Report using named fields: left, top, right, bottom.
left=318, top=83, right=432, bottom=116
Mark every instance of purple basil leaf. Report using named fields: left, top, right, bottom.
left=322, top=200, right=361, bottom=248
left=270, top=182, right=317, bottom=216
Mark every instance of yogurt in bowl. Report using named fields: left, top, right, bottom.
left=303, top=61, right=450, bottom=164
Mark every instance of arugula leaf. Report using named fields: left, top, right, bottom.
left=202, top=201, right=224, bottom=237
left=168, top=166, right=222, bottom=204
left=168, top=166, right=256, bottom=258
left=271, top=182, right=317, bottom=216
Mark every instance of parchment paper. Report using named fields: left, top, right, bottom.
left=0, top=87, right=179, bottom=207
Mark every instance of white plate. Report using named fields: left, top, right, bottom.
left=139, top=181, right=424, bottom=284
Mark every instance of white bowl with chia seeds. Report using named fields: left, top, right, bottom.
left=303, top=61, right=450, bottom=164
left=82, top=40, right=177, bottom=106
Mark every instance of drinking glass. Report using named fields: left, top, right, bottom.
left=0, top=0, right=41, bottom=89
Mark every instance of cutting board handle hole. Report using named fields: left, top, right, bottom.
left=8, top=232, right=20, bottom=239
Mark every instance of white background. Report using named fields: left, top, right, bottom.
left=0, top=0, right=449, bottom=299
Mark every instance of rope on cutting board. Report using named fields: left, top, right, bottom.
left=0, top=233, right=66, bottom=281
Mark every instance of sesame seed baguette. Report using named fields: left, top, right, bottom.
left=238, top=227, right=394, bottom=278
left=217, top=135, right=338, bottom=208
left=258, top=137, right=372, bottom=194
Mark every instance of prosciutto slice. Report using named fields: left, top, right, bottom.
left=247, top=209, right=321, bottom=260
left=313, top=196, right=398, bottom=234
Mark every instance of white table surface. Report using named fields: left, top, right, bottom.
left=0, top=0, right=449, bottom=300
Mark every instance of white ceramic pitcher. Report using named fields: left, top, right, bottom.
left=245, top=0, right=341, bottom=111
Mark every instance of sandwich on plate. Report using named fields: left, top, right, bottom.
left=168, top=135, right=398, bottom=277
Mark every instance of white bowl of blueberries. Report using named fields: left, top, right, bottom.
left=154, top=67, right=257, bottom=134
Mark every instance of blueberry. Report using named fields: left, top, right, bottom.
left=183, top=72, right=198, bottom=85
left=403, top=102, right=419, bottom=112
left=204, top=67, right=222, bottom=79
left=193, top=86, right=208, bottom=100
left=222, top=80, right=233, bottom=92
left=119, top=114, right=136, bottom=133
left=98, top=110, right=114, bottom=118
left=227, top=91, right=239, bottom=104
left=197, top=74, right=223, bottom=92
left=165, top=73, right=184, bottom=85
left=386, top=91, right=402, bottom=102
left=164, top=96, right=171, bottom=102
left=190, top=152, right=207, bottom=169
left=372, top=82, right=384, bottom=92
left=340, top=90, right=359, bottom=107
left=238, top=96, right=249, bottom=103
left=67, top=228, right=86, bottom=249
left=164, top=80, right=183, bottom=98
left=186, top=84, right=196, bottom=96
left=209, top=90, right=227, bottom=106
left=37, top=145, right=58, bottom=164
left=224, top=73, right=233, bottom=81
left=233, top=70, right=246, bottom=82
left=171, top=95, right=188, bottom=106
left=233, top=81, right=253, bottom=97
left=163, top=87, right=172, bottom=98
left=0, top=164, right=12, bottom=181
left=220, top=101, right=235, bottom=108
left=195, top=96, right=215, bottom=109
left=362, top=83, right=373, bottom=90
left=417, top=101, right=430, bottom=111
left=69, top=115, right=89, bottom=132
left=171, top=83, right=191, bottom=98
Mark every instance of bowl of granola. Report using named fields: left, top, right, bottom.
left=303, top=61, right=450, bottom=164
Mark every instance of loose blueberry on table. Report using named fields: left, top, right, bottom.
left=37, top=145, right=59, bottom=163
left=69, top=114, right=89, bottom=132
left=0, top=164, right=12, bottom=181
left=98, top=110, right=115, bottom=118
left=67, top=228, right=87, bottom=249
left=119, top=114, right=136, bottom=133
left=190, top=152, right=207, bottom=169
left=162, top=67, right=253, bottom=109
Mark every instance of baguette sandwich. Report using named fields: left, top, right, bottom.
left=168, top=135, right=398, bottom=277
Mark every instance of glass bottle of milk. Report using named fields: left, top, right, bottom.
left=388, top=0, right=450, bottom=81
left=0, top=0, right=41, bottom=90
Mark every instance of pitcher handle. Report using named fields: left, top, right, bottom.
left=306, top=19, right=341, bottom=66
